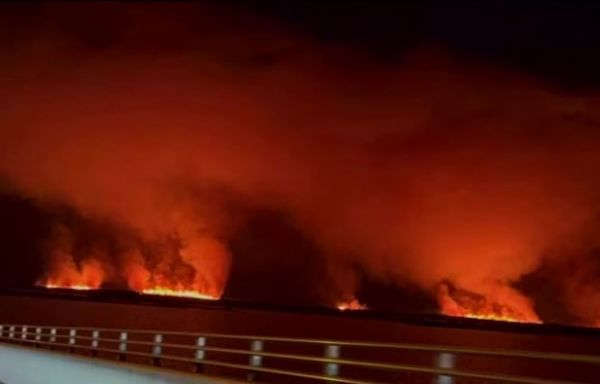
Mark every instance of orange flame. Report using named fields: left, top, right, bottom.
left=44, top=282, right=93, bottom=290
left=438, top=283, right=541, bottom=323
left=40, top=258, right=105, bottom=291
left=39, top=246, right=223, bottom=301
left=121, top=249, right=223, bottom=300
left=141, top=286, right=218, bottom=300
left=463, top=312, right=537, bottom=323
left=336, top=297, right=367, bottom=311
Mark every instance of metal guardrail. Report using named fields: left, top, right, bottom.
left=0, top=324, right=597, bottom=384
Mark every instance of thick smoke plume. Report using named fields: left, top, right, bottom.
left=2, top=4, right=600, bottom=323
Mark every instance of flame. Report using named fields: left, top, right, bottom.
left=123, top=251, right=222, bottom=300
left=120, top=236, right=228, bottom=301
left=44, top=282, right=93, bottom=290
left=141, top=286, right=218, bottom=300
left=438, top=283, right=541, bottom=324
left=337, top=297, right=367, bottom=311
left=39, top=245, right=222, bottom=301
left=39, top=258, right=105, bottom=291
left=463, top=312, right=537, bottom=323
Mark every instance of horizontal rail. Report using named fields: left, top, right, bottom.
left=0, top=334, right=578, bottom=384
left=7, top=323, right=599, bottom=365
left=0, top=336, right=374, bottom=384
left=0, top=324, right=594, bottom=384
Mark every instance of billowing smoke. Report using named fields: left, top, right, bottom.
left=2, top=3, right=600, bottom=324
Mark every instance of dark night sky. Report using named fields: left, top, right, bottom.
left=254, top=1, right=600, bottom=88
left=1, top=1, right=600, bottom=320
left=2, top=1, right=600, bottom=86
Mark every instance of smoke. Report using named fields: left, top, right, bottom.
left=2, top=3, right=600, bottom=322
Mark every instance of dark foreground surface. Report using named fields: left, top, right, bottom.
left=1, top=288, right=599, bottom=383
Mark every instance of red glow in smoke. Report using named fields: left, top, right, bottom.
left=2, top=4, right=600, bottom=325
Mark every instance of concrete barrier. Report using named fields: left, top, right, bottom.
left=0, top=343, right=241, bottom=384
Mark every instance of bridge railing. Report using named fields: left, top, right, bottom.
left=0, top=324, right=598, bottom=384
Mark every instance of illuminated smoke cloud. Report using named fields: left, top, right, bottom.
left=1, top=4, right=600, bottom=322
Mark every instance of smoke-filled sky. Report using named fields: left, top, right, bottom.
left=2, top=2, right=600, bottom=325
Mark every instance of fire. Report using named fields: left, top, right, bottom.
left=120, top=237, right=228, bottom=301
left=39, top=244, right=222, bottom=300
left=463, top=312, right=535, bottom=323
left=141, top=286, right=218, bottom=300
left=123, top=252, right=222, bottom=300
left=41, top=283, right=219, bottom=300
left=44, top=282, right=93, bottom=290
left=438, top=283, right=541, bottom=324
left=39, top=257, right=105, bottom=291
left=337, top=297, right=367, bottom=311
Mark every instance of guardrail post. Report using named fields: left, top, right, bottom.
left=119, top=331, right=128, bottom=361
left=152, top=334, right=162, bottom=366
left=50, top=328, right=57, bottom=349
left=69, top=329, right=77, bottom=353
left=21, top=326, right=28, bottom=344
left=9, top=325, right=15, bottom=340
left=324, top=344, right=340, bottom=380
left=247, top=340, right=263, bottom=382
left=434, top=352, right=456, bottom=384
left=34, top=327, right=41, bottom=348
left=194, top=336, right=206, bottom=373
left=91, top=330, right=100, bottom=356
left=0, top=325, right=4, bottom=339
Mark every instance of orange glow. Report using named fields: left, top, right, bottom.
left=120, top=237, right=229, bottom=302
left=336, top=297, right=367, bottom=311
left=141, top=286, right=218, bottom=300
left=438, top=283, right=541, bottom=324
left=44, top=282, right=93, bottom=290
left=39, top=257, right=105, bottom=291
left=463, top=312, right=538, bottom=323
